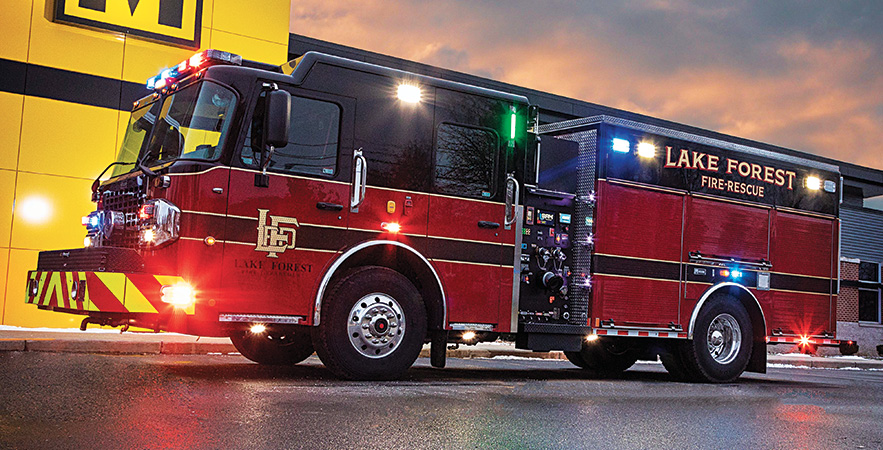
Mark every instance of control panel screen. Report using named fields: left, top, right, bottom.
left=536, top=211, right=555, bottom=226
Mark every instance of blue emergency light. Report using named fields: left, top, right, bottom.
left=612, top=138, right=630, bottom=153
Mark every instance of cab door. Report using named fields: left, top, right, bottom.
left=426, top=120, right=507, bottom=329
left=221, top=84, right=354, bottom=321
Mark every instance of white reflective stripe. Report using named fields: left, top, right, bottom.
left=591, top=328, right=688, bottom=339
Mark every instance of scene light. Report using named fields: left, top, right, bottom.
left=637, top=142, right=656, bottom=158
left=806, top=176, right=821, bottom=191
left=397, top=84, right=421, bottom=103
left=612, top=138, right=630, bottom=153
left=586, top=334, right=599, bottom=342
left=250, top=324, right=267, bottom=334
left=461, top=331, right=477, bottom=342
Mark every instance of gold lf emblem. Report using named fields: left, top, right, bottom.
left=255, top=209, right=299, bottom=258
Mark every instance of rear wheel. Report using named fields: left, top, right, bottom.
left=565, top=337, right=639, bottom=377
left=230, top=326, right=314, bottom=365
left=313, top=266, right=427, bottom=380
left=680, top=294, right=752, bottom=383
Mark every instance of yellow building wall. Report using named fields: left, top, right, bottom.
left=0, top=0, right=291, bottom=327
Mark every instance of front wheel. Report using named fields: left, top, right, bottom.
left=680, top=294, right=752, bottom=383
left=313, top=266, right=427, bottom=380
left=230, top=326, right=315, bottom=365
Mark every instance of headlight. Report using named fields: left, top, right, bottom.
left=139, top=199, right=181, bottom=247
left=82, top=210, right=124, bottom=248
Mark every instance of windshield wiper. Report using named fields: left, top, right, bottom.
left=91, top=161, right=137, bottom=194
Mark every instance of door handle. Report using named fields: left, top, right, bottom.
left=478, top=221, right=500, bottom=229
left=504, top=173, right=520, bottom=229
left=351, top=148, right=368, bottom=212
left=317, top=202, right=344, bottom=211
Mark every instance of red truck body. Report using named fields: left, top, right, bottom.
left=25, top=50, right=843, bottom=381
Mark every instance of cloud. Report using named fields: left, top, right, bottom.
left=290, top=1, right=883, bottom=170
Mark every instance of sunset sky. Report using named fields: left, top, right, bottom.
left=290, top=1, right=883, bottom=172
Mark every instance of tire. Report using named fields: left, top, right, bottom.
left=564, top=351, right=589, bottom=369
left=660, top=343, right=695, bottom=381
left=312, top=266, right=427, bottom=380
left=230, top=326, right=315, bottom=365
left=680, top=294, right=752, bottom=383
left=567, top=337, right=638, bottom=377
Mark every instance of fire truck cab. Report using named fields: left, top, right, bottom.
left=26, top=50, right=844, bottom=382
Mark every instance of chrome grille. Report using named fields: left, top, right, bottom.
left=98, top=177, right=146, bottom=248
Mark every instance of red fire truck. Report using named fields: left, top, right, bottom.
left=26, top=50, right=847, bottom=381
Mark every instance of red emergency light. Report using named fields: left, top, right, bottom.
left=147, top=49, right=242, bottom=90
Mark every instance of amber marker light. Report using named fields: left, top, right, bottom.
left=204, top=236, right=216, bottom=246
left=381, top=222, right=401, bottom=233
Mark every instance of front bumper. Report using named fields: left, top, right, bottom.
left=26, top=270, right=194, bottom=316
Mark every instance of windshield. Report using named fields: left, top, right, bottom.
left=111, top=81, right=237, bottom=177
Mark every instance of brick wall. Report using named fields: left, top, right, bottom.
left=839, top=260, right=859, bottom=322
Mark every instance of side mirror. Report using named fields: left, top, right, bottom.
left=265, top=90, right=291, bottom=149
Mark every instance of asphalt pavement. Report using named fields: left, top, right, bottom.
left=2, top=352, right=883, bottom=449
left=1, top=325, right=880, bottom=370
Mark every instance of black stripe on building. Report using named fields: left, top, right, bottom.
left=0, top=58, right=148, bottom=111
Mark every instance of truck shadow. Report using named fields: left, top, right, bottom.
left=158, top=355, right=801, bottom=386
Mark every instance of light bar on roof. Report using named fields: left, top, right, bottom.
left=147, top=49, right=242, bottom=90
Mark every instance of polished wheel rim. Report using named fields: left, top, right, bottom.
left=348, top=293, right=406, bottom=359
left=706, top=313, right=741, bottom=364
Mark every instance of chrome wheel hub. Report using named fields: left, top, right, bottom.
left=348, top=293, right=406, bottom=359
left=706, top=313, right=741, bottom=364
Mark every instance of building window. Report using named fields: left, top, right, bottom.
left=859, top=261, right=882, bottom=323
left=859, top=289, right=881, bottom=322
left=434, top=123, right=498, bottom=198
left=860, top=261, right=880, bottom=283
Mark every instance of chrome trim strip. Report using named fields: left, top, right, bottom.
left=219, top=313, right=306, bottom=324
left=510, top=205, right=524, bottom=332
left=687, top=282, right=767, bottom=339
left=313, top=240, right=446, bottom=327
left=450, top=323, right=495, bottom=331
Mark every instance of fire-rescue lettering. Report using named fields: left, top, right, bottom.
left=255, top=209, right=299, bottom=258
left=664, top=146, right=797, bottom=198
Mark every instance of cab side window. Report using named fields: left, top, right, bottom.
left=434, top=123, right=498, bottom=198
left=242, top=94, right=341, bottom=177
